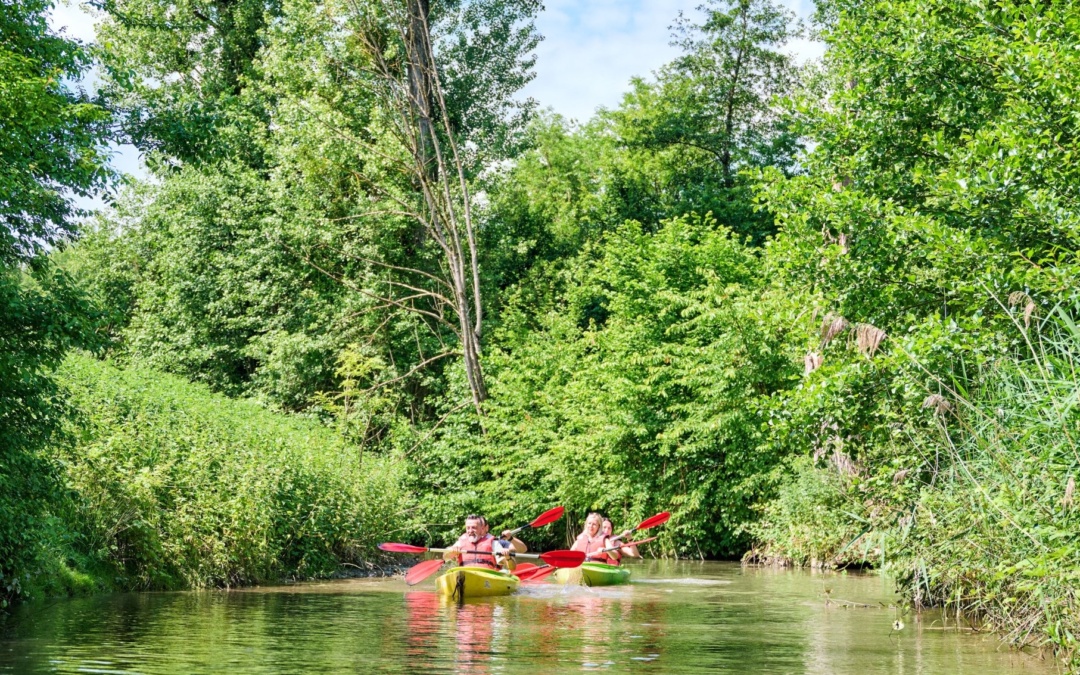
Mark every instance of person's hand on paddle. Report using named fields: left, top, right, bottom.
left=500, top=529, right=527, bottom=553
left=442, top=546, right=461, bottom=563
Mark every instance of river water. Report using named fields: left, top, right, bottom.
left=0, top=561, right=1057, bottom=674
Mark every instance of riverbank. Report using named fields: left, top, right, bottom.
left=749, top=317, right=1080, bottom=671
left=3, top=354, right=410, bottom=608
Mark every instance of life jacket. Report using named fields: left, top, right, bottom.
left=592, top=538, right=619, bottom=565
left=459, top=534, right=498, bottom=570
left=576, top=533, right=612, bottom=563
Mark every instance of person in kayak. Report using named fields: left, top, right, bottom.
left=571, top=512, right=609, bottom=561
left=599, top=517, right=640, bottom=565
left=444, top=514, right=526, bottom=570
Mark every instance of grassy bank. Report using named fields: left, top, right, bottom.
left=13, top=354, right=409, bottom=603
left=752, top=312, right=1080, bottom=668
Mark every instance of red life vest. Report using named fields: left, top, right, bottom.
left=458, top=534, right=498, bottom=569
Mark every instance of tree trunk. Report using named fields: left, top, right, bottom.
left=721, top=10, right=750, bottom=189
left=406, top=0, right=435, bottom=179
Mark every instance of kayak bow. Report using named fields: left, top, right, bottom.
left=436, top=566, right=521, bottom=599
left=554, top=562, right=631, bottom=587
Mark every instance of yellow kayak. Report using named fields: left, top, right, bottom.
left=435, top=566, right=520, bottom=599
left=554, top=562, right=631, bottom=587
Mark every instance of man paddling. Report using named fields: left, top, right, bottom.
left=444, top=514, right=527, bottom=570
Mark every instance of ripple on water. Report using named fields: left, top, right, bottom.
left=0, top=561, right=1056, bottom=675
left=633, top=577, right=733, bottom=586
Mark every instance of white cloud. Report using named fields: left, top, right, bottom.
left=47, top=0, right=99, bottom=43
left=520, top=0, right=823, bottom=122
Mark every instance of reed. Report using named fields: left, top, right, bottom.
left=891, top=307, right=1080, bottom=666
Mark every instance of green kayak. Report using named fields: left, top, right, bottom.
left=553, top=562, right=631, bottom=587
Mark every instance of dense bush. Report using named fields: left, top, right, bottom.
left=747, top=0, right=1080, bottom=663
left=43, top=354, right=408, bottom=591
left=0, top=267, right=97, bottom=607
left=1, top=0, right=109, bottom=610
left=748, top=457, right=865, bottom=568
left=408, top=214, right=806, bottom=556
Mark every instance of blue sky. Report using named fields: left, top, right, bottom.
left=48, top=0, right=823, bottom=182
left=522, top=0, right=822, bottom=121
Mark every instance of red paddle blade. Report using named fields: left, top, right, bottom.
left=405, top=559, right=445, bottom=586
left=379, top=543, right=429, bottom=554
left=512, top=563, right=539, bottom=577
left=528, top=506, right=565, bottom=529
left=521, top=566, right=558, bottom=583
left=538, top=550, right=586, bottom=568
left=636, top=511, right=671, bottom=531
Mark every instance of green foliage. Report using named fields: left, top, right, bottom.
left=0, top=0, right=110, bottom=264
left=1, top=0, right=109, bottom=609
left=881, top=312, right=1079, bottom=665
left=605, top=0, right=801, bottom=239
left=481, top=0, right=803, bottom=285
left=749, top=456, right=865, bottom=567
left=412, top=215, right=806, bottom=556
left=93, top=0, right=277, bottom=167
left=76, top=0, right=547, bottom=415
left=0, top=266, right=98, bottom=607
left=51, top=353, right=408, bottom=590
left=747, top=0, right=1080, bottom=662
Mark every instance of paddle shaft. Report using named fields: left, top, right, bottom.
left=596, top=536, right=657, bottom=554
left=431, top=548, right=549, bottom=560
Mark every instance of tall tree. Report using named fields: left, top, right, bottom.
left=0, top=0, right=108, bottom=603
left=259, top=0, right=541, bottom=413
left=1, top=0, right=110, bottom=263
left=608, top=0, right=800, bottom=239
left=670, top=0, right=799, bottom=186
left=81, top=0, right=541, bottom=417
left=93, top=0, right=281, bottom=167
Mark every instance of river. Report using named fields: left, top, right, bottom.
left=0, top=561, right=1057, bottom=674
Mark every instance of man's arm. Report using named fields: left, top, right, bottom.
left=501, top=530, right=527, bottom=553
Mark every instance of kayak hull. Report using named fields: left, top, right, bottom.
left=554, top=562, right=631, bottom=587
left=436, top=566, right=520, bottom=599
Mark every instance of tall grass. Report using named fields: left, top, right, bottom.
left=892, top=309, right=1080, bottom=665
left=38, top=353, right=409, bottom=593
left=751, top=308, right=1080, bottom=667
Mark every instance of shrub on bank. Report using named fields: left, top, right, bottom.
left=754, top=313, right=1080, bottom=667
left=42, top=354, right=408, bottom=592
left=747, top=457, right=866, bottom=568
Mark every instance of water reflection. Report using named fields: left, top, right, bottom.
left=0, top=562, right=1058, bottom=674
